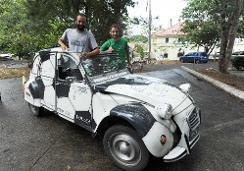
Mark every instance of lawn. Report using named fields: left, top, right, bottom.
left=0, top=67, right=30, bottom=79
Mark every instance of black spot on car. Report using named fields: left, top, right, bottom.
left=55, top=82, right=70, bottom=98
left=29, top=77, right=45, bottom=99
left=75, top=111, right=96, bottom=131
left=39, top=50, right=50, bottom=63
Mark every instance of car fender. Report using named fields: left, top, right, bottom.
left=110, top=103, right=156, bottom=138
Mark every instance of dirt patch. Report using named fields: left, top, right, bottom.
left=156, top=60, right=181, bottom=65
left=0, top=67, right=30, bottom=79
left=197, top=68, right=244, bottom=91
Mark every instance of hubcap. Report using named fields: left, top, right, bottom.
left=108, top=133, right=141, bottom=166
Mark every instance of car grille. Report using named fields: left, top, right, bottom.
left=187, top=107, right=201, bottom=141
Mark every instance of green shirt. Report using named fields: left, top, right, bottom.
left=100, top=38, right=129, bottom=63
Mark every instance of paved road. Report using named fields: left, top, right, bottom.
left=0, top=66, right=243, bottom=171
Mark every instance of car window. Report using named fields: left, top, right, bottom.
left=58, top=54, right=83, bottom=81
left=232, top=52, right=240, bottom=55
left=201, top=52, right=207, bottom=56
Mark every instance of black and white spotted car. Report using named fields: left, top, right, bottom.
left=24, top=48, right=201, bottom=171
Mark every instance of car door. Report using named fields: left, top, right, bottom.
left=55, top=53, right=93, bottom=130
left=187, top=53, right=193, bottom=62
left=39, top=52, right=57, bottom=111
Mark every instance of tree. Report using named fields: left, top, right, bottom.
left=0, top=0, right=135, bottom=57
left=25, top=0, right=135, bottom=44
left=182, top=0, right=244, bottom=73
left=129, top=35, right=148, bottom=43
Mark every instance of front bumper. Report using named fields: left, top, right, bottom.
left=163, top=107, right=201, bottom=162
left=163, top=134, right=200, bottom=162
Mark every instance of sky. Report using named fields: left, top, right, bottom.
left=127, top=0, right=187, bottom=35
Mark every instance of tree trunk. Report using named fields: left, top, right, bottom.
left=219, top=0, right=243, bottom=73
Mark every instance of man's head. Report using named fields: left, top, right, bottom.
left=75, top=14, right=86, bottom=31
left=109, top=24, right=121, bottom=40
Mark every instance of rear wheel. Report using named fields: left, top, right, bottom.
left=28, top=103, right=43, bottom=116
left=180, top=59, right=184, bottom=63
left=103, top=125, right=149, bottom=171
left=195, top=60, right=200, bottom=64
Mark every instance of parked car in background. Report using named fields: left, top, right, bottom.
left=0, top=53, right=13, bottom=61
left=231, top=51, right=244, bottom=70
left=179, top=52, right=208, bottom=63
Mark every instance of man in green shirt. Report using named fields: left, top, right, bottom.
left=100, top=24, right=131, bottom=66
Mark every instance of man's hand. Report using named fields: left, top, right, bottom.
left=80, top=52, right=90, bottom=58
left=61, top=46, right=68, bottom=51
left=106, top=46, right=114, bottom=53
left=58, top=39, right=68, bottom=51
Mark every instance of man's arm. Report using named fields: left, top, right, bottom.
left=83, top=47, right=100, bottom=58
left=125, top=41, right=131, bottom=66
left=58, top=29, right=69, bottom=50
left=100, top=40, right=111, bottom=52
left=58, top=38, right=68, bottom=50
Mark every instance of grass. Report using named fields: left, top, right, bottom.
left=0, top=67, right=30, bottom=79
left=197, top=69, right=244, bottom=92
left=156, top=60, right=181, bottom=65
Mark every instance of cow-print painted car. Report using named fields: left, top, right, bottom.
left=24, top=48, right=201, bottom=171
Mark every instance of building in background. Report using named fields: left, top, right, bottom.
left=152, top=20, right=244, bottom=60
left=152, top=21, right=187, bottom=60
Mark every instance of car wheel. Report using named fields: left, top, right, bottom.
left=237, top=66, right=241, bottom=70
left=180, top=59, right=184, bottom=63
left=195, top=60, right=200, bottom=64
left=103, top=125, right=149, bottom=171
left=28, top=103, right=43, bottom=116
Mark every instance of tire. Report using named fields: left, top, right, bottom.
left=180, top=59, right=184, bottom=63
left=195, top=60, right=200, bottom=64
left=28, top=103, right=43, bottom=116
left=103, top=125, right=149, bottom=171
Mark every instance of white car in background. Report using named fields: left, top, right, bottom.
left=0, top=53, right=13, bottom=60
left=24, top=48, right=201, bottom=171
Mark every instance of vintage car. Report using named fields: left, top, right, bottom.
left=24, top=48, right=201, bottom=171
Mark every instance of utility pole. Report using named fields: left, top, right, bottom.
left=148, top=0, right=152, bottom=59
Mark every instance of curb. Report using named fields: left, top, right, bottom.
left=181, top=66, right=244, bottom=101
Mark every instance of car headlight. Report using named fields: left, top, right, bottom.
left=179, top=83, right=191, bottom=93
left=155, top=104, right=173, bottom=119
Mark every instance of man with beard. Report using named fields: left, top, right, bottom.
left=58, top=14, right=99, bottom=58
left=100, top=24, right=131, bottom=66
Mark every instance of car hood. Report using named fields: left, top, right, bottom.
left=95, top=74, right=191, bottom=109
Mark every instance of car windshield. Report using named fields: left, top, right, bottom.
left=81, top=53, right=127, bottom=77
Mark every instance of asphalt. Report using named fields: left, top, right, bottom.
left=0, top=65, right=244, bottom=171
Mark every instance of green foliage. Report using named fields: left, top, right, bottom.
left=129, top=35, right=148, bottom=43
left=26, top=0, right=135, bottom=44
left=181, top=0, right=220, bottom=54
left=134, top=44, right=145, bottom=59
left=182, top=0, right=244, bottom=73
left=0, top=0, right=135, bottom=57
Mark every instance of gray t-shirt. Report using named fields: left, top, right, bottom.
left=61, top=28, right=98, bottom=52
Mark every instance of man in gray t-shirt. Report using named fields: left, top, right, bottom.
left=58, top=14, right=99, bottom=58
